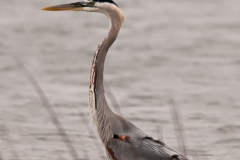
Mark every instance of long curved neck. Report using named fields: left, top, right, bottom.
left=89, top=6, right=124, bottom=144
left=91, top=19, right=122, bottom=93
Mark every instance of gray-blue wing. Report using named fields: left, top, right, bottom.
left=107, top=138, right=173, bottom=160
left=140, top=137, right=187, bottom=160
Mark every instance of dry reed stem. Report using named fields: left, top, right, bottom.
left=191, top=150, right=200, bottom=160
left=104, top=81, right=123, bottom=117
left=156, top=125, right=163, bottom=141
left=169, top=98, right=188, bottom=157
left=14, top=56, right=82, bottom=160
left=78, top=111, right=106, bottom=160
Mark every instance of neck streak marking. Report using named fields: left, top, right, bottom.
left=89, top=37, right=106, bottom=110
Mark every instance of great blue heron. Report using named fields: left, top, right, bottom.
left=42, top=1, right=188, bottom=160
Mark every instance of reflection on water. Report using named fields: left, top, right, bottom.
left=0, top=0, right=240, bottom=159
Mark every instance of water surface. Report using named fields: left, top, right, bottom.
left=0, top=0, right=240, bottom=159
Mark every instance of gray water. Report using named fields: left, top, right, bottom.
left=0, top=0, right=240, bottom=159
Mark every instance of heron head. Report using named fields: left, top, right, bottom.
left=42, top=0, right=118, bottom=12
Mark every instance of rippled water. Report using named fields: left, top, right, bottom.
left=0, top=0, right=240, bottom=159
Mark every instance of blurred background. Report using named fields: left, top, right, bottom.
left=0, top=0, right=240, bottom=159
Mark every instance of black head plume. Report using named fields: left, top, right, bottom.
left=92, top=0, right=118, bottom=7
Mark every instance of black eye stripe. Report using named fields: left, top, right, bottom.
left=70, top=2, right=86, bottom=6
left=92, top=0, right=118, bottom=7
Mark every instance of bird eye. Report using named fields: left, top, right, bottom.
left=89, top=1, right=95, bottom=5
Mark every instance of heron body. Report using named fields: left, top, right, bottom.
left=42, top=1, right=188, bottom=160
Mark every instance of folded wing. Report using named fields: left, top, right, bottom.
left=107, top=138, right=179, bottom=160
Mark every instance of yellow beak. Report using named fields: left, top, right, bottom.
left=42, top=2, right=86, bottom=11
